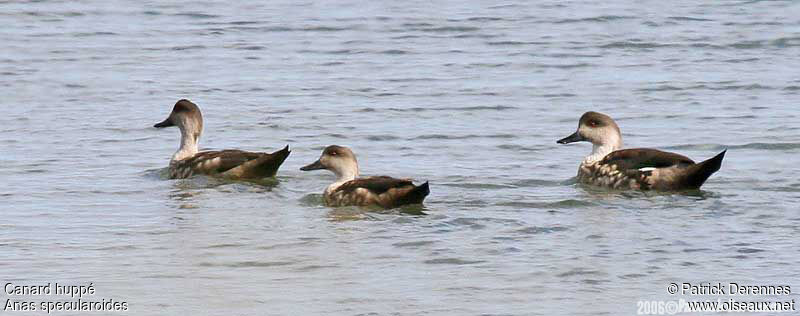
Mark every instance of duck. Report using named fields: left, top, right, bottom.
left=300, top=145, right=430, bottom=208
left=557, top=111, right=726, bottom=191
left=153, top=99, right=290, bottom=179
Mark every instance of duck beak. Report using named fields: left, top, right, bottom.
left=153, top=117, right=174, bottom=128
left=557, top=131, right=585, bottom=144
left=300, top=159, right=325, bottom=171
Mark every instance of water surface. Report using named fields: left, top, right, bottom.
left=1, top=1, right=799, bottom=315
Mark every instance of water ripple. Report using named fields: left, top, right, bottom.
left=424, top=258, right=485, bottom=265
left=553, top=15, right=636, bottom=24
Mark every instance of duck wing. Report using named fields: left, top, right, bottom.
left=176, top=150, right=262, bottom=175
left=336, top=176, right=414, bottom=194
left=221, top=145, right=291, bottom=179
left=333, top=176, right=430, bottom=208
left=600, top=148, right=694, bottom=171
left=597, top=148, right=725, bottom=190
left=171, top=146, right=290, bottom=179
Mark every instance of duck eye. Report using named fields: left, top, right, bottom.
left=589, top=120, right=599, bottom=127
left=330, top=151, right=337, bottom=156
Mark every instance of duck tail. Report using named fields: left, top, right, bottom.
left=224, top=145, right=291, bottom=179
left=272, top=145, right=292, bottom=165
left=272, top=145, right=291, bottom=166
left=414, top=181, right=431, bottom=199
left=684, top=150, right=726, bottom=189
left=397, top=181, right=430, bottom=205
left=257, top=145, right=291, bottom=176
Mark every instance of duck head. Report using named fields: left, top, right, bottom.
left=155, top=99, right=204, bottom=161
left=301, top=145, right=360, bottom=181
left=558, top=111, right=623, bottom=161
left=154, top=99, right=203, bottom=132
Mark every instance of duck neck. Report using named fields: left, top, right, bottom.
left=172, top=125, right=200, bottom=162
left=334, top=167, right=359, bottom=183
left=584, top=138, right=622, bottom=164
left=325, top=167, right=358, bottom=194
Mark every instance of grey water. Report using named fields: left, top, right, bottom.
left=1, top=1, right=799, bottom=315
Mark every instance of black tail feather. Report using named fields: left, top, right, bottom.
left=264, top=145, right=291, bottom=175
left=396, top=181, right=430, bottom=206
left=243, top=145, right=290, bottom=178
left=685, top=150, right=726, bottom=189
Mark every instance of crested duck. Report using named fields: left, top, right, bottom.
left=300, top=145, right=430, bottom=208
left=557, top=111, right=725, bottom=191
left=154, top=99, right=290, bottom=179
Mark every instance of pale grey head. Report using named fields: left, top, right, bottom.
left=558, top=111, right=622, bottom=147
left=558, top=111, right=623, bottom=162
left=300, top=145, right=360, bottom=181
left=154, top=99, right=203, bottom=135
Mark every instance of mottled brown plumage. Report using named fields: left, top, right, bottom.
left=155, top=99, right=290, bottom=180
left=600, top=148, right=694, bottom=169
left=326, top=176, right=429, bottom=208
left=301, top=145, right=430, bottom=208
left=559, top=111, right=725, bottom=191
left=335, top=176, right=414, bottom=194
left=168, top=147, right=290, bottom=179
